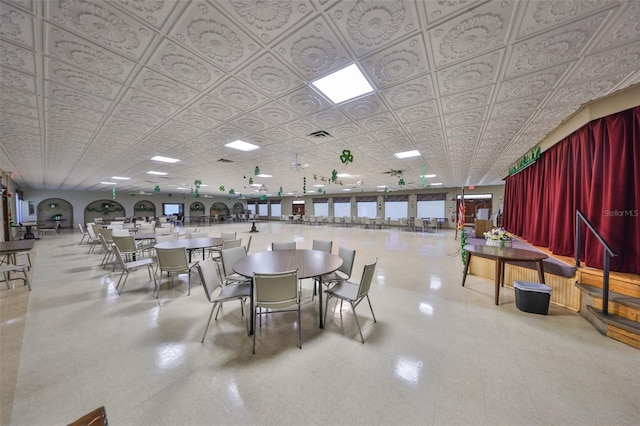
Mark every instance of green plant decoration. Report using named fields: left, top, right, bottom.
left=254, top=166, right=260, bottom=176
left=340, top=149, right=354, bottom=164
left=461, top=227, right=468, bottom=267
left=331, top=169, right=337, bottom=182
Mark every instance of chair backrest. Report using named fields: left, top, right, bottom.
left=272, top=241, right=296, bottom=251
left=254, top=269, right=298, bottom=308
left=337, top=246, right=356, bottom=278
left=221, top=231, right=236, bottom=240
left=221, top=246, right=247, bottom=278
left=244, top=235, right=252, bottom=253
left=78, top=223, right=87, bottom=234
left=222, top=238, right=242, bottom=249
left=197, top=257, right=224, bottom=302
left=155, top=247, right=189, bottom=273
left=430, top=218, right=438, bottom=227
left=100, top=227, right=113, bottom=242
left=312, top=239, right=332, bottom=253
left=155, top=234, right=177, bottom=244
left=87, top=224, right=98, bottom=239
left=112, top=244, right=127, bottom=268
left=98, top=233, right=111, bottom=252
left=112, top=235, right=138, bottom=253
left=357, top=259, right=378, bottom=298
left=112, top=228, right=130, bottom=237
left=414, top=218, right=423, bottom=227
left=53, top=220, right=61, bottom=230
left=189, top=232, right=209, bottom=239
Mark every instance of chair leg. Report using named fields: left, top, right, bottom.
left=116, top=270, right=127, bottom=295
left=366, top=294, right=377, bottom=322
left=350, top=301, right=365, bottom=344
left=201, top=302, right=218, bottom=343
left=298, top=302, right=302, bottom=349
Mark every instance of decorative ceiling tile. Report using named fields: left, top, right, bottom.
left=406, top=117, right=441, bottom=134
left=281, top=86, right=331, bottom=116
left=0, top=66, right=35, bottom=92
left=340, top=93, right=385, bottom=119
left=170, top=1, right=258, bottom=72
left=429, top=0, right=514, bottom=68
left=112, top=103, right=163, bottom=126
left=263, top=126, right=295, bottom=142
left=308, top=109, right=348, bottom=128
left=273, top=15, right=350, bottom=80
left=435, top=50, right=502, bottom=95
left=173, top=109, right=218, bottom=130
left=1, top=85, right=36, bottom=107
left=380, top=75, right=434, bottom=108
left=119, top=88, right=180, bottom=116
left=505, top=11, right=610, bottom=78
left=517, top=0, right=616, bottom=39
left=327, top=0, right=420, bottom=58
left=0, top=100, right=37, bottom=118
left=252, top=101, right=295, bottom=125
left=359, top=112, right=398, bottom=131
left=228, top=113, right=271, bottom=134
left=491, top=93, right=547, bottom=119
left=545, top=78, right=621, bottom=108
left=45, top=58, right=121, bottom=99
left=422, top=0, right=482, bottom=25
left=46, top=25, right=136, bottom=83
left=46, top=99, right=103, bottom=122
left=236, top=52, right=305, bottom=96
left=361, top=34, right=430, bottom=88
left=191, top=95, right=242, bottom=121
left=0, top=1, right=35, bottom=49
left=593, top=1, right=640, bottom=51
left=46, top=81, right=112, bottom=112
left=567, top=44, right=640, bottom=85
left=394, top=100, right=439, bottom=123
left=0, top=40, right=35, bottom=74
left=495, top=62, right=570, bottom=101
left=217, top=0, right=314, bottom=45
left=131, top=68, right=199, bottom=105
left=146, top=39, right=224, bottom=91
left=284, top=117, right=316, bottom=137
left=440, top=85, right=493, bottom=113
left=47, top=0, right=155, bottom=60
left=1, top=111, right=37, bottom=127
left=331, top=122, right=362, bottom=139
left=112, top=0, right=180, bottom=30
left=208, top=77, right=268, bottom=110
left=444, top=107, right=486, bottom=127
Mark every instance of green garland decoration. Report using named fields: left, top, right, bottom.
left=460, top=227, right=468, bottom=267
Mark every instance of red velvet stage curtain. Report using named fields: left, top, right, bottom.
left=503, top=106, right=640, bottom=274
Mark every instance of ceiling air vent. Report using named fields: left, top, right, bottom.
left=308, top=130, right=331, bottom=138
left=217, top=158, right=234, bottom=163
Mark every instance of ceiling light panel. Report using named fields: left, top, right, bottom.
left=311, top=64, right=374, bottom=104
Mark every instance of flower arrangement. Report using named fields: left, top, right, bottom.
left=483, top=227, right=513, bottom=241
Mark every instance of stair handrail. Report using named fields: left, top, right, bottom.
left=575, top=210, right=617, bottom=316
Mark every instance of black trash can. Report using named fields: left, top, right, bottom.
left=514, top=281, right=552, bottom=315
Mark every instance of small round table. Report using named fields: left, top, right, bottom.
left=154, top=237, right=223, bottom=262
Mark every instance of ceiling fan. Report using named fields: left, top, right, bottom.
left=291, top=153, right=310, bottom=171
left=382, top=169, right=404, bottom=177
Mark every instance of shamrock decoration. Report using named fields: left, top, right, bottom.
left=228, top=189, right=235, bottom=195
left=254, top=166, right=260, bottom=176
left=421, top=163, right=427, bottom=187
left=219, top=185, right=225, bottom=192
left=249, top=177, right=253, bottom=185
left=398, top=178, right=406, bottom=187
left=260, top=195, right=267, bottom=201
left=340, top=149, right=354, bottom=164
left=194, top=179, right=202, bottom=189
left=331, top=169, right=337, bottom=182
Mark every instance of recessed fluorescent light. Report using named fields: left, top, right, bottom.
left=225, top=140, right=260, bottom=151
left=311, top=64, right=374, bottom=104
left=313, top=184, right=324, bottom=187
left=250, top=183, right=261, bottom=188
left=111, top=176, right=130, bottom=180
left=147, top=171, right=168, bottom=175
left=342, top=188, right=352, bottom=191
left=151, top=156, right=180, bottom=163
left=286, top=192, right=295, bottom=195
left=394, top=150, right=420, bottom=159
left=421, top=174, right=436, bottom=178
left=100, top=181, right=116, bottom=185
left=431, top=182, right=443, bottom=186
left=256, top=174, right=272, bottom=178
left=199, top=184, right=208, bottom=187
left=376, top=185, right=387, bottom=188
left=337, top=173, right=351, bottom=177
left=306, top=190, right=315, bottom=193
left=177, top=187, right=189, bottom=190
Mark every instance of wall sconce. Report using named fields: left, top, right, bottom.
left=50, top=203, right=57, bottom=208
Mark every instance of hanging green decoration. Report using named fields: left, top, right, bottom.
left=461, top=227, right=468, bottom=267
left=249, top=177, right=253, bottom=185
left=168, top=193, right=172, bottom=197
left=421, top=163, right=427, bottom=187
left=260, top=195, right=267, bottom=200
left=331, top=169, right=338, bottom=182
left=398, top=178, right=405, bottom=187
left=339, top=149, right=354, bottom=164
left=254, top=166, right=260, bottom=176
left=194, top=179, right=202, bottom=189
left=190, top=187, right=194, bottom=195
left=219, top=185, right=225, bottom=192
left=228, top=189, right=235, bottom=195
left=154, top=185, right=160, bottom=193
left=112, top=187, right=116, bottom=200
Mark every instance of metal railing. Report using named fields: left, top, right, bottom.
left=575, top=210, right=617, bottom=316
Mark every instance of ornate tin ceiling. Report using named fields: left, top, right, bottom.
left=1, top=0, right=639, bottom=196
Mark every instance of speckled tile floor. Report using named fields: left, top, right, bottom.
left=2, top=222, right=639, bottom=425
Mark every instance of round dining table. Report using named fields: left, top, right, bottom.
left=233, top=249, right=343, bottom=334
left=154, top=237, right=223, bottom=262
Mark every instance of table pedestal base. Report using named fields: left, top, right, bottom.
left=249, top=221, right=258, bottom=233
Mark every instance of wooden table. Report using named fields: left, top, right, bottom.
left=233, top=249, right=343, bottom=334
left=0, top=240, right=35, bottom=273
left=19, top=222, right=41, bottom=239
left=154, top=237, right=223, bottom=262
left=462, top=245, right=548, bottom=305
